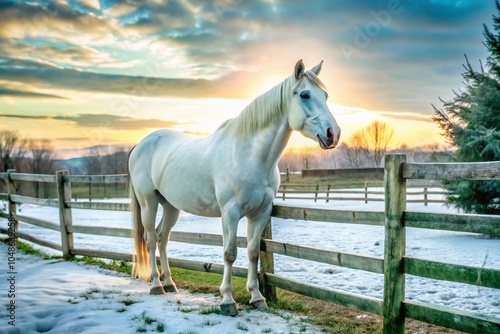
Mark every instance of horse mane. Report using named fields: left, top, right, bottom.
left=219, top=71, right=326, bottom=138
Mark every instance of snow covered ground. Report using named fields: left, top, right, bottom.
left=1, top=189, right=499, bottom=324
left=0, top=242, right=319, bottom=334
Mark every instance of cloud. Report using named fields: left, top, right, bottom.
left=0, top=1, right=123, bottom=43
left=78, top=0, right=101, bottom=11
left=53, top=113, right=187, bottom=130
left=0, top=38, right=115, bottom=67
left=0, top=88, right=67, bottom=99
left=0, top=57, right=255, bottom=99
left=0, top=112, right=188, bottom=131
left=0, top=0, right=495, bottom=116
left=0, top=113, right=50, bottom=120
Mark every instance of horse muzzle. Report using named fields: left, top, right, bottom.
left=317, top=127, right=340, bottom=150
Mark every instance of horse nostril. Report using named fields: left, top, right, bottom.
left=327, top=128, right=334, bottom=140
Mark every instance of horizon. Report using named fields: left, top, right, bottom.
left=0, top=0, right=496, bottom=150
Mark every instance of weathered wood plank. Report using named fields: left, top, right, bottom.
left=276, top=196, right=384, bottom=202
left=7, top=170, right=16, bottom=225
left=72, top=248, right=133, bottom=261
left=0, top=227, right=62, bottom=251
left=65, top=174, right=128, bottom=184
left=260, top=218, right=277, bottom=302
left=407, top=191, right=446, bottom=195
left=0, top=193, right=8, bottom=201
left=263, top=239, right=384, bottom=274
left=405, top=300, right=500, bottom=334
left=277, top=189, right=384, bottom=195
left=57, top=171, right=73, bottom=258
left=10, top=173, right=56, bottom=183
left=67, top=201, right=130, bottom=211
left=272, top=205, right=385, bottom=226
left=169, top=257, right=249, bottom=279
left=406, top=199, right=445, bottom=203
left=0, top=211, right=8, bottom=219
left=405, top=257, right=500, bottom=289
left=403, top=161, right=500, bottom=180
left=10, top=194, right=59, bottom=207
left=266, top=273, right=383, bottom=315
left=14, top=214, right=59, bottom=232
left=68, top=225, right=131, bottom=238
left=383, top=154, right=407, bottom=334
left=405, top=211, right=500, bottom=235
left=0, top=172, right=7, bottom=180
left=170, top=231, right=247, bottom=248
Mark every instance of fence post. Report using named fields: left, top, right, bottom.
left=88, top=181, right=92, bottom=202
left=383, top=154, right=407, bottom=334
left=424, top=187, right=428, bottom=206
left=282, top=185, right=286, bottom=201
left=6, top=169, right=18, bottom=234
left=259, top=217, right=277, bottom=303
left=326, top=184, right=331, bottom=203
left=365, top=181, right=368, bottom=204
left=56, top=170, right=74, bottom=259
left=314, top=185, right=319, bottom=202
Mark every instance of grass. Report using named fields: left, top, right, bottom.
left=198, top=306, right=220, bottom=315
left=16, top=241, right=59, bottom=260
left=132, top=311, right=164, bottom=333
left=235, top=321, right=249, bottom=331
left=71, top=256, right=132, bottom=275
left=120, top=296, right=141, bottom=306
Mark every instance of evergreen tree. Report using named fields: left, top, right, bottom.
left=432, top=1, right=500, bottom=214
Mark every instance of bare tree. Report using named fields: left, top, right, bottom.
left=0, top=130, right=27, bottom=172
left=301, top=146, right=317, bottom=170
left=361, top=121, right=395, bottom=167
left=84, top=146, right=105, bottom=175
left=342, top=130, right=370, bottom=168
left=102, top=146, right=129, bottom=174
left=27, top=139, right=56, bottom=197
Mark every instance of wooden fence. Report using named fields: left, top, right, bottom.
left=0, top=154, right=499, bottom=334
left=277, top=183, right=446, bottom=205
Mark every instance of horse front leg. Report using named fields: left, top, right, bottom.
left=219, top=209, right=240, bottom=316
left=246, top=206, right=272, bottom=311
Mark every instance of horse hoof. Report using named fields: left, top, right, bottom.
left=251, top=300, right=269, bottom=311
left=163, top=284, right=178, bottom=293
left=220, top=303, right=238, bottom=317
left=150, top=286, right=166, bottom=295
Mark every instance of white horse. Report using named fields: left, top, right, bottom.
left=128, top=60, right=340, bottom=316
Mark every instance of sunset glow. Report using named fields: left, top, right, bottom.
left=0, top=0, right=494, bottom=153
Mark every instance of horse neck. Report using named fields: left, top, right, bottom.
left=235, top=77, right=293, bottom=168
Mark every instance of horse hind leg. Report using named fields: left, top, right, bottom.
left=157, top=197, right=180, bottom=293
left=140, top=197, right=164, bottom=295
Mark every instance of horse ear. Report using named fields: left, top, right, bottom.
left=311, top=60, right=323, bottom=75
left=294, top=59, right=305, bottom=81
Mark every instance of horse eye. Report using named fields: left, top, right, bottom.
left=299, top=91, right=310, bottom=99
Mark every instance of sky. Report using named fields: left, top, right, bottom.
left=0, top=0, right=496, bottom=152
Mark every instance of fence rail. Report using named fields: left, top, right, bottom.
left=277, top=183, right=446, bottom=205
left=1, top=157, right=500, bottom=334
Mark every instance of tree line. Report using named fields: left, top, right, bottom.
left=0, top=130, right=130, bottom=197
left=279, top=120, right=452, bottom=172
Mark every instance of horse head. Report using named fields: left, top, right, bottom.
left=288, top=59, right=341, bottom=150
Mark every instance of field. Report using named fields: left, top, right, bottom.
left=3, top=240, right=468, bottom=334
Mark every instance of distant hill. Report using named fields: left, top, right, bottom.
left=54, top=144, right=132, bottom=160
left=56, top=157, right=87, bottom=174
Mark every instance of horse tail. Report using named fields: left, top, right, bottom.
left=129, top=148, right=151, bottom=280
